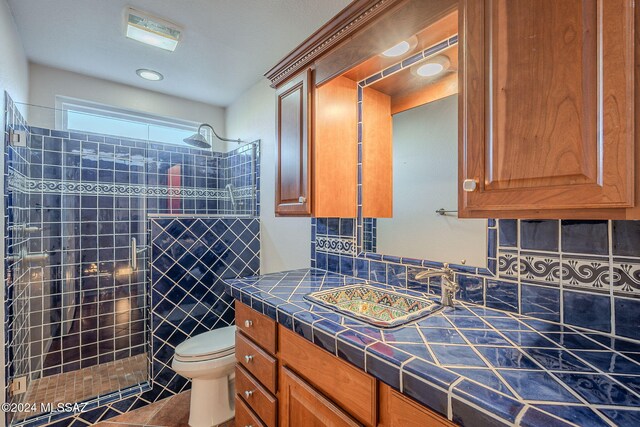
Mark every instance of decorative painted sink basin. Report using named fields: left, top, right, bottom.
left=304, top=284, right=441, bottom=328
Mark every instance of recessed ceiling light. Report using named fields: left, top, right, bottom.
left=381, top=36, right=418, bottom=58
left=136, top=69, right=164, bottom=81
left=415, top=56, right=451, bottom=77
left=126, top=8, right=182, bottom=52
left=382, top=41, right=411, bottom=57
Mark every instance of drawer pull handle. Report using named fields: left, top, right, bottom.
left=244, top=320, right=253, bottom=328
left=244, top=425, right=253, bottom=427
left=244, top=355, right=254, bottom=363
left=244, top=390, right=254, bottom=398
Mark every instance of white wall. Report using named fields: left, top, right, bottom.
left=226, top=79, right=311, bottom=274
left=0, top=0, right=28, bottom=424
left=28, top=63, right=228, bottom=151
left=377, top=95, right=487, bottom=267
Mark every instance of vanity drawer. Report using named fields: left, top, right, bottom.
left=236, top=331, right=278, bottom=393
left=236, top=394, right=266, bottom=427
left=236, top=365, right=277, bottom=427
left=236, top=301, right=277, bottom=354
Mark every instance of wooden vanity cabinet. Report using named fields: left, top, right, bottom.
left=459, top=0, right=637, bottom=219
left=235, top=302, right=453, bottom=427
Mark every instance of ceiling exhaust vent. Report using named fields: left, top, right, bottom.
left=125, top=7, right=182, bottom=52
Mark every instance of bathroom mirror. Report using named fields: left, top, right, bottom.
left=354, top=12, right=488, bottom=267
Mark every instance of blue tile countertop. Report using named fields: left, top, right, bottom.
left=223, top=269, right=640, bottom=427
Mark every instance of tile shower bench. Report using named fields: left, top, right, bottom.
left=223, top=268, right=640, bottom=426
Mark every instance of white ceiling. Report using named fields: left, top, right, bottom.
left=8, top=0, right=350, bottom=106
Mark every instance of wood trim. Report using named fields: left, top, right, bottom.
left=265, top=0, right=399, bottom=88
left=314, top=0, right=458, bottom=86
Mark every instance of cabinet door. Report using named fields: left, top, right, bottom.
left=279, top=366, right=362, bottom=427
left=276, top=69, right=312, bottom=216
left=378, top=384, right=454, bottom=427
left=460, top=0, right=635, bottom=216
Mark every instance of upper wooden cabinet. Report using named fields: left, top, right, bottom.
left=314, top=75, right=358, bottom=218
left=275, top=69, right=359, bottom=218
left=459, top=0, right=636, bottom=218
left=269, top=0, right=639, bottom=220
left=275, top=69, right=312, bottom=216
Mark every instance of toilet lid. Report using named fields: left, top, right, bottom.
left=174, top=325, right=236, bottom=362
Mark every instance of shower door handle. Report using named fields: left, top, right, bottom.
left=130, top=237, right=147, bottom=271
left=130, top=237, right=138, bottom=270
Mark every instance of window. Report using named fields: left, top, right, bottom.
left=55, top=96, right=211, bottom=146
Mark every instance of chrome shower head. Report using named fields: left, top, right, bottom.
left=184, top=123, right=247, bottom=148
left=183, top=125, right=212, bottom=149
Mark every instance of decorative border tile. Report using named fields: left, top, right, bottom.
left=612, top=259, right=640, bottom=296
left=520, top=253, right=560, bottom=285
left=562, top=256, right=610, bottom=293
left=8, top=170, right=254, bottom=200
left=498, top=250, right=518, bottom=280
left=316, top=236, right=356, bottom=255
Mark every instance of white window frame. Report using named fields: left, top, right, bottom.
left=54, top=96, right=212, bottom=146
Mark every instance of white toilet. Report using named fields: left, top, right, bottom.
left=172, top=325, right=236, bottom=427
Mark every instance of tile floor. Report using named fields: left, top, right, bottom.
left=94, top=391, right=234, bottom=427
left=14, top=353, right=148, bottom=421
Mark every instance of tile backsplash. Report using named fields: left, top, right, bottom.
left=311, top=217, right=640, bottom=341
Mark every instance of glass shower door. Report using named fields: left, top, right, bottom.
left=5, top=102, right=150, bottom=424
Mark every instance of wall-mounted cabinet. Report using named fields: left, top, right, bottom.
left=268, top=0, right=639, bottom=220
left=275, top=69, right=359, bottom=217
left=275, top=69, right=312, bottom=216
left=459, top=0, right=637, bottom=219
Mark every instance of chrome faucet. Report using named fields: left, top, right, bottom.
left=415, top=263, right=459, bottom=307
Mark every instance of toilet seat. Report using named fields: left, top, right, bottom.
left=174, top=325, right=236, bottom=362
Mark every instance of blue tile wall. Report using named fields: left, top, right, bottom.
left=149, top=217, right=259, bottom=401
left=313, top=217, right=640, bottom=341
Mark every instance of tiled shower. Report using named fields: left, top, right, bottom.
left=4, top=93, right=260, bottom=426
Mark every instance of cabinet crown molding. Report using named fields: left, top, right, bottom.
left=264, top=0, right=396, bottom=88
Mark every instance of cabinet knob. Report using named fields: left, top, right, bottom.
left=244, top=355, right=254, bottom=363
left=298, top=196, right=306, bottom=203
left=244, top=390, right=254, bottom=398
left=463, top=179, right=478, bottom=192
left=244, top=320, right=253, bottom=328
